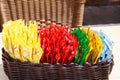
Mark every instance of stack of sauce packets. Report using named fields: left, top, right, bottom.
left=2, top=19, right=43, bottom=63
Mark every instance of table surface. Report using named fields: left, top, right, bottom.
left=0, top=24, right=120, bottom=80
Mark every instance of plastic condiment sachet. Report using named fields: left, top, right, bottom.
left=2, top=19, right=43, bottom=63
left=82, top=26, right=103, bottom=64
left=39, top=24, right=78, bottom=64
left=97, top=30, right=113, bottom=61
left=72, top=27, right=90, bottom=65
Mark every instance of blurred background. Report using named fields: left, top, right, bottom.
left=86, top=0, right=120, bottom=6
left=83, top=0, right=120, bottom=25
left=0, top=0, right=120, bottom=31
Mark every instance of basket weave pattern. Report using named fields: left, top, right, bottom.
left=2, top=48, right=114, bottom=80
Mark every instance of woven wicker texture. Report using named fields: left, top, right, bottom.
left=2, top=48, right=114, bottom=80
left=0, top=0, right=86, bottom=27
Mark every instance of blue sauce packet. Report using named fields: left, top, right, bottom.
left=97, top=30, right=113, bottom=62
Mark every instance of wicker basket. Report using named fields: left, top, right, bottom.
left=1, top=0, right=114, bottom=80
left=2, top=48, right=114, bottom=80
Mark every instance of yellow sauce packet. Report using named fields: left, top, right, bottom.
left=82, top=26, right=103, bottom=64
left=2, top=19, right=43, bottom=63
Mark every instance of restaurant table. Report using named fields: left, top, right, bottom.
left=0, top=24, right=120, bottom=80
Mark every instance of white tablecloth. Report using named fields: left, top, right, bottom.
left=0, top=24, right=120, bottom=80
